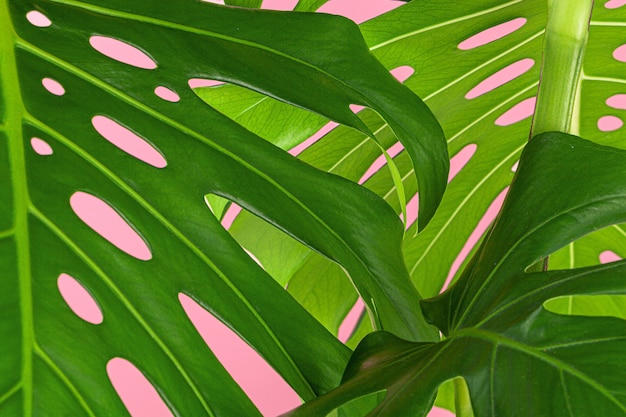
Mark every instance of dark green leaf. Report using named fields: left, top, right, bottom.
left=284, top=132, right=626, bottom=416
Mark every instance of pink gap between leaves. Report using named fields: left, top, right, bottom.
left=179, top=294, right=301, bottom=416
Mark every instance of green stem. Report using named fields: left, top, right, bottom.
left=453, top=378, right=474, bottom=417
left=527, top=0, right=594, bottom=273
left=531, top=0, right=594, bottom=137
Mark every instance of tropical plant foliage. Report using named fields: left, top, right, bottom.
left=0, top=0, right=625, bottom=416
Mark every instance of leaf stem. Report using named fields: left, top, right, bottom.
left=531, top=0, right=594, bottom=137
left=527, top=0, right=594, bottom=272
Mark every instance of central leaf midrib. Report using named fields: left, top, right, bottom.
left=0, top=2, right=34, bottom=415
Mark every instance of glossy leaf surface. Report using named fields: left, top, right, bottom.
left=283, top=132, right=626, bottom=416
left=0, top=0, right=448, bottom=415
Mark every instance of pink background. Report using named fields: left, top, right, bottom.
left=28, top=0, right=626, bottom=416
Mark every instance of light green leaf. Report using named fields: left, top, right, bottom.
left=0, top=0, right=448, bottom=414
left=284, top=132, right=626, bottom=417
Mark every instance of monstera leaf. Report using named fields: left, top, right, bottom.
left=0, top=0, right=449, bottom=415
left=283, top=132, right=626, bottom=417
left=212, top=0, right=626, bottom=342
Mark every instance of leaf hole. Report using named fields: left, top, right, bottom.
left=154, top=86, right=180, bottom=103
left=92, top=116, right=167, bottom=168
left=70, top=191, right=152, bottom=261
left=495, top=96, right=536, bottom=126
left=614, top=44, right=626, bottom=62
left=605, top=0, right=626, bottom=7
left=466, top=59, right=534, bottom=99
left=42, top=77, right=65, bottom=96
left=597, top=115, right=623, bottom=132
left=606, top=94, right=626, bottom=110
left=57, top=273, right=103, bottom=324
left=30, top=137, right=53, bottom=155
left=600, top=250, right=621, bottom=263
left=188, top=78, right=225, bottom=88
left=389, top=65, right=415, bottom=83
left=106, top=358, right=174, bottom=417
left=89, top=36, right=157, bottom=70
left=458, top=18, right=527, bottom=50
left=448, top=143, right=477, bottom=182
left=178, top=293, right=301, bottom=416
left=441, top=187, right=508, bottom=292
left=26, top=10, right=51, bottom=27
left=511, top=160, right=519, bottom=172
left=349, top=103, right=365, bottom=114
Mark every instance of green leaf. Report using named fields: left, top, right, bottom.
left=283, top=132, right=626, bottom=416
left=224, top=0, right=263, bottom=8
left=0, top=0, right=447, bottom=414
left=294, top=0, right=329, bottom=12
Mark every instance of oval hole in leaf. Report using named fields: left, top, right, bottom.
left=606, top=94, right=626, bottom=110
left=605, top=0, right=626, bottom=7
left=26, top=10, right=51, bottom=27
left=448, top=143, right=477, bottom=182
left=441, top=187, right=509, bottom=292
left=178, top=293, right=301, bottom=416
left=89, top=36, right=157, bottom=70
left=613, top=44, right=626, bottom=62
left=154, top=86, right=180, bottom=103
left=543, top=295, right=626, bottom=320
left=30, top=137, right=53, bottom=155
left=495, top=96, right=536, bottom=126
left=389, top=65, right=415, bottom=83
left=465, top=59, right=534, bottom=99
left=41, top=77, right=65, bottom=96
left=597, top=115, right=623, bottom=132
left=70, top=191, right=152, bottom=261
left=600, top=250, right=621, bottom=263
left=106, top=358, right=174, bottom=417
left=57, top=273, right=103, bottom=324
left=188, top=78, right=225, bottom=88
left=458, top=18, right=527, bottom=50
left=92, top=116, right=167, bottom=168
left=511, top=160, right=519, bottom=172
